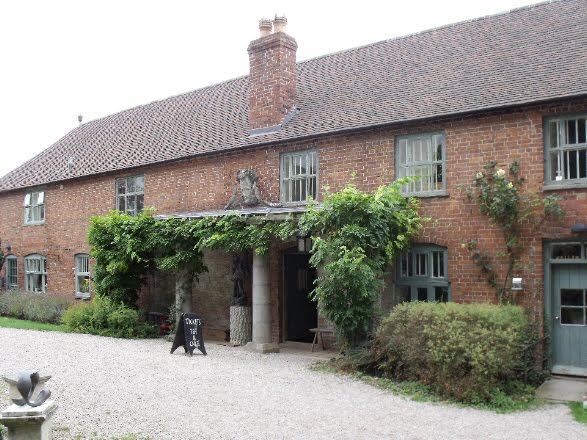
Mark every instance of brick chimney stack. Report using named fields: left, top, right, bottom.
left=247, top=15, right=298, bottom=132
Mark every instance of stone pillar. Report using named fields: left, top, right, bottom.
left=245, top=252, right=279, bottom=353
left=0, top=401, right=57, bottom=440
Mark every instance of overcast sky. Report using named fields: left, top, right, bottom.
left=0, top=0, right=542, bottom=178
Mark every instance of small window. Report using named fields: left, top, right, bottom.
left=396, top=132, right=445, bottom=194
left=396, top=245, right=449, bottom=303
left=546, top=115, right=587, bottom=183
left=116, top=175, right=145, bottom=216
left=5, top=256, right=18, bottom=289
left=280, top=150, right=318, bottom=204
left=24, top=254, right=47, bottom=293
left=74, top=254, right=91, bottom=299
left=24, top=190, right=45, bottom=224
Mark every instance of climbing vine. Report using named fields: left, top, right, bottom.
left=299, top=180, right=423, bottom=347
left=464, top=161, right=563, bottom=303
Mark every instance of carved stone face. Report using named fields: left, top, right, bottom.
left=237, top=170, right=259, bottom=205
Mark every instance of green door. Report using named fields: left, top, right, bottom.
left=551, top=264, right=587, bottom=376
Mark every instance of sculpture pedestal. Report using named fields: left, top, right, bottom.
left=0, top=401, right=57, bottom=440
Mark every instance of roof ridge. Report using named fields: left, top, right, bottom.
left=297, top=0, right=557, bottom=66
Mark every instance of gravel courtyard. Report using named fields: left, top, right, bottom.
left=0, top=328, right=585, bottom=440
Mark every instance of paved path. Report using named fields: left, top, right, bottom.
left=0, top=328, right=585, bottom=439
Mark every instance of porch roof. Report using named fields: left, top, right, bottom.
left=154, top=205, right=312, bottom=221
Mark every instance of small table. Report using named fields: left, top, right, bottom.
left=309, top=328, right=334, bottom=352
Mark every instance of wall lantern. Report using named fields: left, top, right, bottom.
left=296, top=234, right=312, bottom=253
left=4, top=243, right=11, bottom=253
left=571, top=223, right=587, bottom=233
left=511, top=277, right=523, bottom=291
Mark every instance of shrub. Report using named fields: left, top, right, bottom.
left=371, top=302, right=542, bottom=403
left=0, top=291, right=71, bottom=324
left=63, top=296, right=157, bottom=338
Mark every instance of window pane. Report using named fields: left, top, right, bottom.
left=567, top=120, right=577, bottom=145
left=579, top=119, right=586, bottom=144
left=135, top=176, right=144, bottom=193
left=137, top=195, right=144, bottom=213
left=24, top=193, right=31, bottom=206
left=118, top=196, right=126, bottom=212
left=117, top=179, right=126, bottom=195
left=415, top=253, right=427, bottom=276
left=417, top=287, right=427, bottom=301
left=561, top=289, right=583, bottom=306
left=37, top=191, right=44, bottom=204
left=561, top=307, right=585, bottom=325
left=127, top=177, right=136, bottom=193
left=548, top=120, right=558, bottom=148
left=552, top=244, right=581, bottom=259
left=396, top=285, right=411, bottom=303
left=435, top=286, right=449, bottom=302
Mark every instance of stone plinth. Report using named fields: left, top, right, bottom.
left=0, top=401, right=57, bottom=440
left=244, top=342, right=280, bottom=354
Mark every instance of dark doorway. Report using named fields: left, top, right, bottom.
left=284, top=250, right=317, bottom=342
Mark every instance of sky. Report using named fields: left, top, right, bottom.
left=0, top=0, right=543, bottom=178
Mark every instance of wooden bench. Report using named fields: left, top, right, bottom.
left=309, top=327, right=334, bottom=352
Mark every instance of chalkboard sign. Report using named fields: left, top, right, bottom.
left=170, top=313, right=207, bottom=356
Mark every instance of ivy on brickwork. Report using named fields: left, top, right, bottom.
left=88, top=180, right=423, bottom=349
left=463, top=161, right=563, bottom=303
left=88, top=210, right=296, bottom=308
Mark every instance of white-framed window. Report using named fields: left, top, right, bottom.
left=24, top=254, right=47, bottom=293
left=396, top=132, right=445, bottom=194
left=396, top=245, right=449, bottom=303
left=24, top=190, right=45, bottom=224
left=545, top=115, right=587, bottom=183
left=5, top=256, right=18, bottom=289
left=74, top=254, right=90, bottom=299
left=116, top=175, right=144, bottom=216
left=280, top=150, right=318, bottom=204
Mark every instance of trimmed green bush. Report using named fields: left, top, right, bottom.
left=0, top=291, right=71, bottom=324
left=371, top=302, right=543, bottom=403
left=63, top=296, right=157, bottom=338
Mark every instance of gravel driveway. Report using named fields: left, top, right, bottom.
left=0, top=328, right=585, bottom=440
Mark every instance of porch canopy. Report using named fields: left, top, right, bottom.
left=155, top=205, right=315, bottom=353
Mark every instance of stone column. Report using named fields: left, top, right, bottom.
left=245, top=252, right=279, bottom=353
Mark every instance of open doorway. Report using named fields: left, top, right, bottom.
left=284, top=249, right=317, bottom=342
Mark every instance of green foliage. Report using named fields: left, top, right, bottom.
left=0, top=316, right=68, bottom=332
left=370, top=302, right=543, bottom=403
left=465, top=161, right=563, bottom=302
left=299, top=180, right=423, bottom=347
left=0, top=291, right=71, bottom=324
left=569, top=402, right=587, bottom=424
left=63, top=296, right=157, bottom=338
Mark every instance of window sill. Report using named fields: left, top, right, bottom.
left=75, top=293, right=91, bottom=300
left=543, top=182, right=587, bottom=191
left=402, top=191, right=450, bottom=199
left=23, top=221, right=45, bottom=226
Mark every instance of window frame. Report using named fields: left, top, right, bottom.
left=23, top=189, right=45, bottom=225
left=280, top=149, right=319, bottom=205
left=24, top=254, right=47, bottom=293
left=74, top=254, right=91, bottom=299
left=544, top=113, right=587, bottom=186
left=115, top=175, right=145, bottom=216
left=396, top=245, right=450, bottom=303
left=395, top=132, right=446, bottom=196
left=5, top=255, right=18, bottom=289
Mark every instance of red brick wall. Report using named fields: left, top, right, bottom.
left=1, top=96, right=587, bottom=342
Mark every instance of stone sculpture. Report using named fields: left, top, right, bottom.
left=224, top=169, right=281, bottom=210
left=2, top=370, right=51, bottom=407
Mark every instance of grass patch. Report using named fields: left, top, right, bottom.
left=311, top=359, right=542, bottom=413
left=0, top=316, right=68, bottom=332
left=569, top=402, right=587, bottom=424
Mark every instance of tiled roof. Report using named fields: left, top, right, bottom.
left=1, top=0, right=586, bottom=192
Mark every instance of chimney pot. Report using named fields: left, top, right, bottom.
left=259, top=18, right=272, bottom=37
left=273, top=15, right=287, bottom=34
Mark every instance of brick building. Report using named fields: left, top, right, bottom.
left=0, top=1, right=586, bottom=370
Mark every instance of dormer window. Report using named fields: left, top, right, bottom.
left=24, top=190, right=45, bottom=224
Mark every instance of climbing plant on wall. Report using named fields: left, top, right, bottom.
left=299, top=180, right=423, bottom=347
left=463, top=160, right=563, bottom=303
